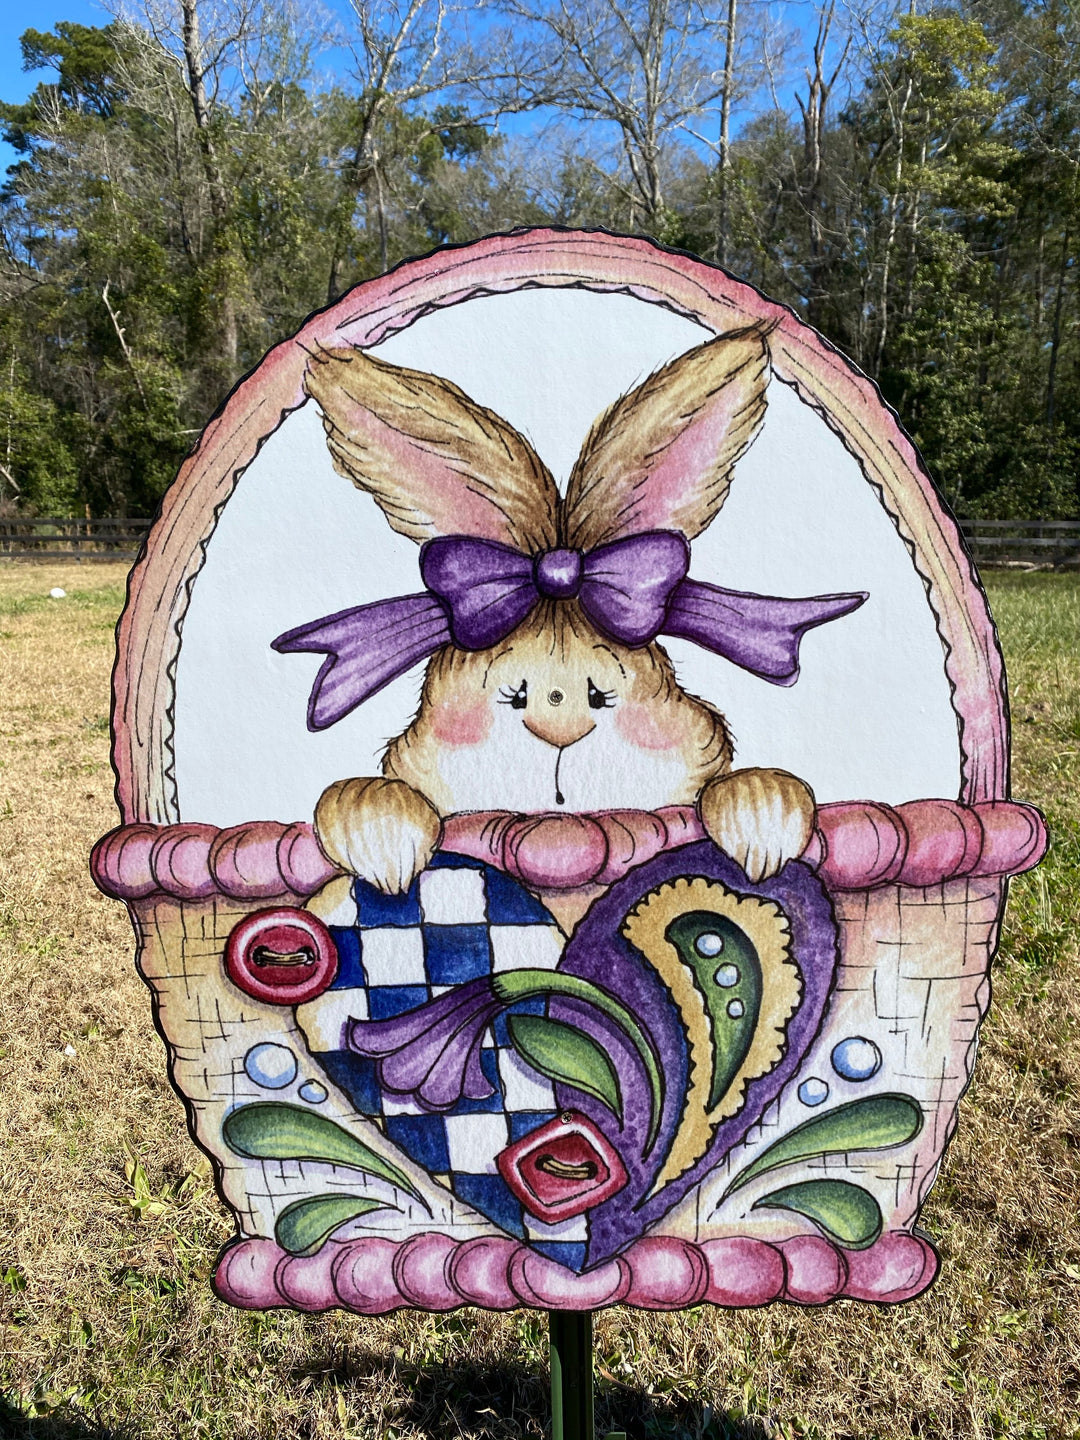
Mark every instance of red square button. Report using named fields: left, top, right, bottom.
left=496, top=1112, right=629, bottom=1223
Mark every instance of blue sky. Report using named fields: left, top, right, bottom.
left=0, top=0, right=824, bottom=176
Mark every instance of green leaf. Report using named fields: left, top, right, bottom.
left=494, top=969, right=661, bottom=1150
left=222, top=1103, right=424, bottom=1204
left=752, top=1179, right=882, bottom=1249
left=2, top=1266, right=27, bottom=1295
left=724, top=1094, right=923, bottom=1197
left=506, top=1014, right=623, bottom=1122
left=274, top=1194, right=392, bottom=1256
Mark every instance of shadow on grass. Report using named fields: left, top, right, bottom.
left=0, top=1395, right=134, bottom=1440
left=290, top=1350, right=778, bottom=1439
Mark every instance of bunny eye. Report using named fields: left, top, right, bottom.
left=588, top=679, right=616, bottom=710
left=499, top=680, right=528, bottom=710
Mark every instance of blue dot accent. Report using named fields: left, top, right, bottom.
left=244, top=1043, right=297, bottom=1089
left=798, top=1077, right=829, bottom=1107
left=831, top=1037, right=882, bottom=1082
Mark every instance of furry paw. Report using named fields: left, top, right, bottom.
left=698, top=768, right=816, bottom=882
left=314, top=777, right=442, bottom=895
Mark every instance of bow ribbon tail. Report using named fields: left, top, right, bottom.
left=663, top=580, right=868, bottom=686
left=272, top=594, right=451, bottom=730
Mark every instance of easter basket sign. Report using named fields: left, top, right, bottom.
left=92, top=230, right=1046, bottom=1315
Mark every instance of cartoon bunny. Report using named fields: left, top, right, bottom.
left=276, top=326, right=864, bottom=902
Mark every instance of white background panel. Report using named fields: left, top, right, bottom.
left=172, top=287, right=961, bottom=824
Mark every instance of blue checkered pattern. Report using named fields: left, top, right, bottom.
left=297, top=852, right=587, bottom=1270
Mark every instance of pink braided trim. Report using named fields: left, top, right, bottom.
left=213, top=1229, right=938, bottom=1314
left=92, top=798, right=1046, bottom=902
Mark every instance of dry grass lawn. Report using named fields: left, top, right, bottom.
left=0, top=562, right=1077, bottom=1440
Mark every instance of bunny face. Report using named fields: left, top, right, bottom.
left=298, top=327, right=840, bottom=890
left=385, top=605, right=731, bottom=814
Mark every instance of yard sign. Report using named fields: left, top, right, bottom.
left=92, top=230, right=1046, bottom=1315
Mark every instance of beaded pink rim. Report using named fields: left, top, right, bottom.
left=214, top=1228, right=939, bottom=1314
left=92, top=798, right=1047, bottom=903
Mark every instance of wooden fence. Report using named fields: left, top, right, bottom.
left=2, top=516, right=1080, bottom=566
left=959, top=520, right=1080, bottom=567
left=0, top=517, right=151, bottom=561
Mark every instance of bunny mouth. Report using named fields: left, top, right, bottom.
left=517, top=722, right=597, bottom=808
left=553, top=734, right=595, bottom=806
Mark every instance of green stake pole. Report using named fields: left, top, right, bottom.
left=549, top=1311, right=593, bottom=1440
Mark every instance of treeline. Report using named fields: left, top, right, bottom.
left=0, top=0, right=1077, bottom=518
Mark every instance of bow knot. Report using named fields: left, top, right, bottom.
left=535, top=548, right=583, bottom=600
left=273, top=530, right=867, bottom=732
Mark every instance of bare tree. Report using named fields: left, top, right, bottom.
left=715, top=0, right=737, bottom=262
left=340, top=0, right=544, bottom=272
left=710, top=0, right=791, bottom=264
left=793, top=0, right=850, bottom=329
left=485, top=0, right=733, bottom=230
left=110, top=0, right=282, bottom=361
left=345, top=0, right=453, bottom=272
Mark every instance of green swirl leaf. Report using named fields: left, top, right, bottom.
left=493, top=968, right=661, bottom=1151
left=724, top=1094, right=923, bottom=1198
left=506, top=1015, right=623, bottom=1122
left=274, top=1193, right=393, bottom=1256
left=752, top=1179, right=882, bottom=1249
left=223, top=1103, right=424, bottom=1203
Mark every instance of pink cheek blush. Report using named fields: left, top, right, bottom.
left=431, top=698, right=493, bottom=748
left=615, top=702, right=681, bottom=752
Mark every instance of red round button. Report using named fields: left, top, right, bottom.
left=224, top=907, right=338, bottom=1005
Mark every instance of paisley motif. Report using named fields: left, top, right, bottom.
left=621, top=878, right=803, bottom=1195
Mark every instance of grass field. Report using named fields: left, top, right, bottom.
left=0, top=562, right=1077, bottom=1440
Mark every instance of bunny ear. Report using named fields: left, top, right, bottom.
left=562, top=326, right=771, bottom=550
left=304, top=346, right=559, bottom=551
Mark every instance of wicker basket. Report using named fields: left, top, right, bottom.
left=93, top=231, right=1045, bottom=1313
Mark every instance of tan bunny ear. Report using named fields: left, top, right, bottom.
left=304, top=346, right=559, bottom=551
left=563, top=325, right=771, bottom=550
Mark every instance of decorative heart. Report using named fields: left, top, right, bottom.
left=295, top=841, right=839, bottom=1273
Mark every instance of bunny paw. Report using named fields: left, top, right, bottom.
left=315, top=777, right=442, bottom=895
left=698, top=768, right=816, bottom=883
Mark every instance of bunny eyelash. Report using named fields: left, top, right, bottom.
left=588, top=679, right=617, bottom=710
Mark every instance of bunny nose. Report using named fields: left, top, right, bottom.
left=524, top=713, right=596, bottom=749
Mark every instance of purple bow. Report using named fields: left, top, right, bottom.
left=273, top=531, right=867, bottom=731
